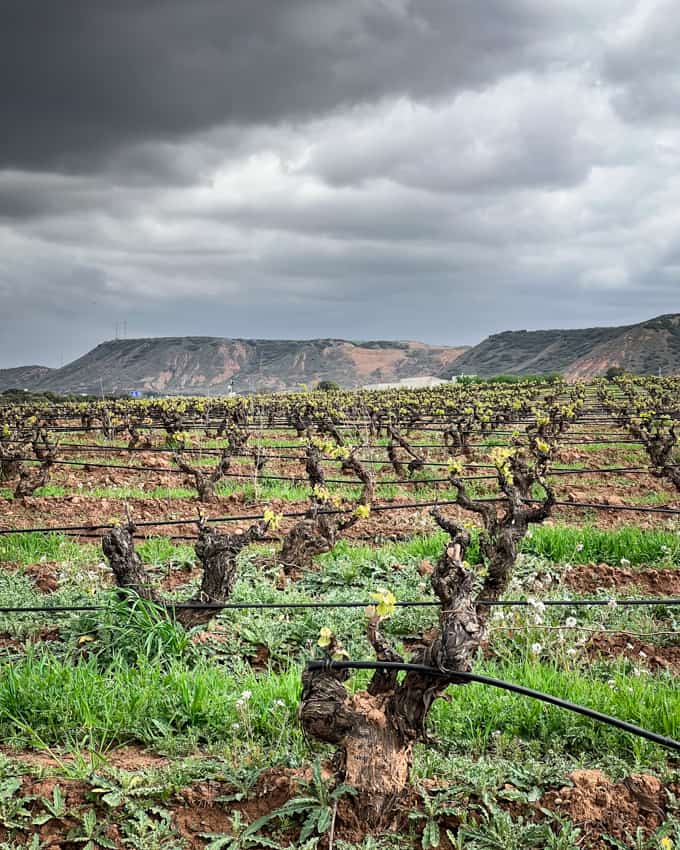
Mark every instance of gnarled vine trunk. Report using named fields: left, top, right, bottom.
left=300, top=442, right=557, bottom=827
left=102, top=520, right=266, bottom=628
left=174, top=447, right=232, bottom=503
left=278, top=449, right=373, bottom=577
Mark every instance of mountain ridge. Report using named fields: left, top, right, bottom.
left=444, top=313, right=680, bottom=379
left=2, top=313, right=679, bottom=395
left=0, top=337, right=466, bottom=394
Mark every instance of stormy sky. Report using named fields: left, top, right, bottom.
left=2, top=1, right=679, bottom=368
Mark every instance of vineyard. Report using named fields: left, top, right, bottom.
left=0, top=376, right=679, bottom=849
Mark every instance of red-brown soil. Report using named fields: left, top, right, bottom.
left=588, top=632, right=680, bottom=674
left=0, top=747, right=676, bottom=850
left=565, top=564, right=680, bottom=595
left=541, top=770, right=675, bottom=849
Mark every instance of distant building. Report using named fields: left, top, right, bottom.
left=362, top=376, right=450, bottom=391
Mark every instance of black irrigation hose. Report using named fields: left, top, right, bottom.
left=5, top=455, right=489, bottom=485
left=3, top=435, right=649, bottom=449
left=5, top=455, right=665, bottom=482
left=1, top=421, right=636, bottom=440
left=0, top=434, right=639, bottom=453
left=3, top=494, right=680, bottom=537
left=305, top=660, right=680, bottom=752
left=1, top=597, right=679, bottom=615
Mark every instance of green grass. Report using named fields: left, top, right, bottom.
left=0, top=527, right=676, bottom=763
left=217, top=479, right=311, bottom=501
left=320, top=524, right=680, bottom=572
left=521, top=525, right=680, bottom=566
left=136, top=537, right=196, bottom=568
left=2, top=523, right=678, bottom=576
left=0, top=650, right=303, bottom=756
left=579, top=443, right=647, bottom=461
left=83, top=485, right=196, bottom=499
left=627, top=491, right=676, bottom=506
left=0, top=517, right=678, bottom=803
left=0, top=648, right=676, bottom=766
left=431, top=657, right=680, bottom=764
left=0, top=532, right=98, bottom=567
left=0, top=484, right=67, bottom=499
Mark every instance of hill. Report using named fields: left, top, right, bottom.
left=0, top=365, right=55, bottom=392
left=5, top=314, right=679, bottom=395
left=444, top=314, right=680, bottom=379
left=8, top=337, right=467, bottom=395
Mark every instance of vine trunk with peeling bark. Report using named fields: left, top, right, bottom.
left=277, top=446, right=373, bottom=577
left=102, top=519, right=267, bottom=627
left=14, top=429, right=59, bottom=499
left=299, top=444, right=556, bottom=827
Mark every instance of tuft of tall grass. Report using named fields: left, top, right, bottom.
left=0, top=650, right=676, bottom=765
left=0, top=533, right=98, bottom=567
left=322, top=524, right=680, bottom=571
left=521, top=525, right=680, bottom=566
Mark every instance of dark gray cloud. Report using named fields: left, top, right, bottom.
left=1, top=0, right=679, bottom=368
left=1, top=0, right=623, bottom=172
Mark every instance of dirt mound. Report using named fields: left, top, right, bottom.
left=565, top=563, right=680, bottom=595
left=173, top=767, right=302, bottom=847
left=23, top=562, right=60, bottom=593
left=1, top=561, right=61, bottom=593
left=588, top=633, right=680, bottom=674
left=541, top=770, right=668, bottom=848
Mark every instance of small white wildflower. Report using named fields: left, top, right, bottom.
left=565, top=617, right=577, bottom=629
left=241, top=690, right=252, bottom=701
left=527, top=598, right=545, bottom=617
left=232, top=722, right=241, bottom=730
left=274, top=699, right=285, bottom=708
left=566, top=648, right=577, bottom=656
left=607, top=679, right=615, bottom=688
left=607, top=599, right=618, bottom=609
left=620, top=558, right=631, bottom=568
left=576, top=544, right=584, bottom=552
left=491, top=729, right=502, bottom=738
left=530, top=643, right=542, bottom=655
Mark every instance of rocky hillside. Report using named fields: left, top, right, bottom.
left=6, top=337, right=466, bottom=395
left=5, top=314, right=679, bottom=395
left=445, top=314, right=680, bottom=379
left=0, top=365, right=55, bottom=392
